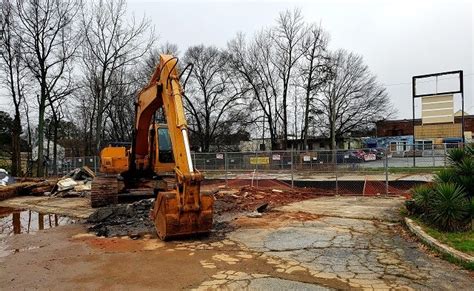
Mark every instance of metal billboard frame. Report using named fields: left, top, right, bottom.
left=411, top=70, right=464, bottom=166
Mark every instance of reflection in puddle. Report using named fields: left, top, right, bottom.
left=0, top=207, right=75, bottom=236
left=0, top=207, right=76, bottom=259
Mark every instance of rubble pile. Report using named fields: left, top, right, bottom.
left=87, top=199, right=155, bottom=237
left=51, top=166, right=95, bottom=197
left=86, top=179, right=319, bottom=237
left=214, top=185, right=316, bottom=216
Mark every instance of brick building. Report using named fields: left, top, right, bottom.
left=368, top=114, right=474, bottom=150
left=375, top=115, right=474, bottom=138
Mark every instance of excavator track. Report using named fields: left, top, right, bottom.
left=91, top=176, right=118, bottom=208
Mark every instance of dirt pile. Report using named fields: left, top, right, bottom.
left=87, top=199, right=155, bottom=237
left=214, top=185, right=316, bottom=216
left=86, top=181, right=319, bottom=237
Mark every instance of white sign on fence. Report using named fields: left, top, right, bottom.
left=303, top=155, right=311, bottom=162
left=216, top=153, right=224, bottom=160
left=272, top=154, right=281, bottom=161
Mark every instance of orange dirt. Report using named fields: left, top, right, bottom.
left=76, top=236, right=150, bottom=253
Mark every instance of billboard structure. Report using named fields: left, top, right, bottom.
left=412, top=70, right=464, bottom=166
left=421, top=94, right=454, bottom=124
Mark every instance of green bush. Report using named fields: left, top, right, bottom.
left=448, top=148, right=466, bottom=165
left=411, top=184, right=433, bottom=215
left=434, top=168, right=457, bottom=184
left=455, top=158, right=474, bottom=198
left=429, top=183, right=470, bottom=232
left=464, top=145, right=474, bottom=157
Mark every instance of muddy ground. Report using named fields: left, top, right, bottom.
left=0, top=182, right=473, bottom=290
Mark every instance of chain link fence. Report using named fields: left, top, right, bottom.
left=33, top=143, right=458, bottom=196
left=192, top=147, right=447, bottom=196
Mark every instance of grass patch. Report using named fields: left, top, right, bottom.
left=409, top=216, right=474, bottom=270
left=423, top=226, right=474, bottom=256
left=441, top=252, right=474, bottom=270
left=410, top=216, right=474, bottom=256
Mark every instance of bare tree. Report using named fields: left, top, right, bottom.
left=80, top=0, right=155, bottom=154
left=16, top=0, right=80, bottom=176
left=227, top=9, right=308, bottom=150
left=271, top=8, right=307, bottom=148
left=0, top=0, right=26, bottom=175
left=47, top=80, right=75, bottom=175
left=103, top=65, right=135, bottom=142
left=227, top=32, right=282, bottom=149
left=183, top=45, right=251, bottom=152
left=317, top=50, right=395, bottom=149
left=297, top=23, right=331, bottom=149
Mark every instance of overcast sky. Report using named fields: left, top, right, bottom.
left=127, top=0, right=473, bottom=119
left=0, top=0, right=471, bottom=120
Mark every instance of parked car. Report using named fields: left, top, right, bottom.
left=340, top=151, right=365, bottom=163
left=347, top=150, right=376, bottom=162
left=313, top=151, right=364, bottom=164
left=364, top=148, right=392, bottom=160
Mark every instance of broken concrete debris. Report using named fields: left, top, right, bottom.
left=87, top=199, right=155, bottom=237
left=64, top=166, right=96, bottom=181
left=52, top=166, right=95, bottom=197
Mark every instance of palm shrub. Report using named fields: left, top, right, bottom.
left=429, top=183, right=470, bottom=231
left=470, top=199, right=474, bottom=231
left=447, top=147, right=466, bottom=166
left=464, top=144, right=474, bottom=156
left=410, top=184, right=433, bottom=216
left=406, top=145, right=474, bottom=231
left=454, top=157, right=474, bottom=199
left=433, top=168, right=457, bottom=184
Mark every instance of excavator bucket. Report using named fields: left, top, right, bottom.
left=151, top=190, right=214, bottom=240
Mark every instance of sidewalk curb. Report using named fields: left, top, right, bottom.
left=404, top=217, right=474, bottom=264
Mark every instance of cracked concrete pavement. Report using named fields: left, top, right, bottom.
left=229, top=197, right=473, bottom=290
left=2, top=196, right=472, bottom=290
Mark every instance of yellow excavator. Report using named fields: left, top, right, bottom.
left=91, top=55, right=214, bottom=240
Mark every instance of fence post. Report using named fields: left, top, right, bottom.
left=334, top=149, right=338, bottom=195
left=255, top=151, right=258, bottom=188
left=291, top=149, right=294, bottom=188
left=385, top=148, right=389, bottom=196
left=94, top=156, right=97, bottom=173
left=224, top=152, right=228, bottom=187
left=444, top=143, right=447, bottom=167
left=432, top=143, right=435, bottom=167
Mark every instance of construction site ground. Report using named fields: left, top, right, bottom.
left=1, top=179, right=472, bottom=290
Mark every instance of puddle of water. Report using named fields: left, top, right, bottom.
left=0, top=207, right=76, bottom=259
left=0, top=206, right=76, bottom=237
left=0, top=245, right=42, bottom=258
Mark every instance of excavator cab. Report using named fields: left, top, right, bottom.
left=98, top=124, right=174, bottom=175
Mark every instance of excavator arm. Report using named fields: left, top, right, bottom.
left=132, top=55, right=213, bottom=239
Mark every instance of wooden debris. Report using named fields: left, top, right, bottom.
left=0, top=180, right=55, bottom=201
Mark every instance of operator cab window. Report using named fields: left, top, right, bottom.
left=158, top=127, right=174, bottom=163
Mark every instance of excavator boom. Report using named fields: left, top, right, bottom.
left=140, top=55, right=213, bottom=239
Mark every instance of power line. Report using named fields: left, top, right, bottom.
left=382, top=73, right=474, bottom=87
